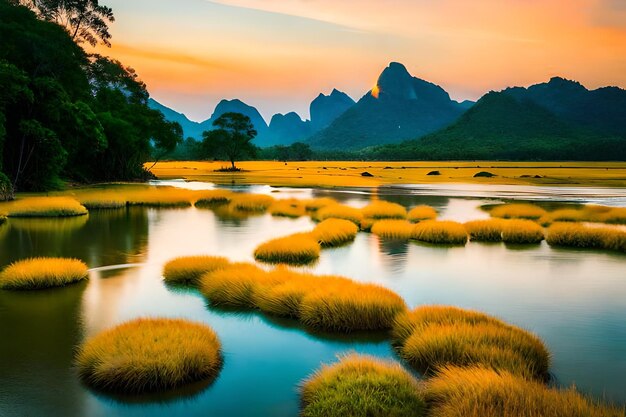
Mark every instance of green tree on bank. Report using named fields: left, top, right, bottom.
left=0, top=0, right=182, bottom=196
left=201, top=112, right=257, bottom=170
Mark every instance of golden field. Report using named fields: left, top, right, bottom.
left=147, top=161, right=626, bottom=188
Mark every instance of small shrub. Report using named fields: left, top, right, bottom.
left=76, top=318, right=221, bottom=394
left=490, top=204, right=547, bottom=220
left=407, top=205, right=438, bottom=222
left=0, top=257, right=88, bottom=290
left=7, top=197, right=88, bottom=217
left=300, top=354, right=426, bottom=417
left=371, top=220, right=414, bottom=240
left=412, top=220, right=468, bottom=245
left=162, top=255, right=229, bottom=285
left=501, top=219, right=544, bottom=244
left=268, top=199, right=306, bottom=218
left=464, top=219, right=505, bottom=242
left=315, top=204, right=363, bottom=225
left=361, top=201, right=407, bottom=220
left=312, top=218, right=358, bottom=247
left=254, top=233, right=321, bottom=265
left=424, top=366, right=623, bottom=417
left=546, top=223, right=626, bottom=253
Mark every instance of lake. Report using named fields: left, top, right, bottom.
left=1, top=182, right=625, bottom=416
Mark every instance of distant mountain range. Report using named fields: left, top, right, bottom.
left=150, top=62, right=626, bottom=160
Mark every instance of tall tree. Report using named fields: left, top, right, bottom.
left=13, top=0, right=114, bottom=46
left=202, top=112, right=257, bottom=170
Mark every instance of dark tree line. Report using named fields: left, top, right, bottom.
left=0, top=0, right=181, bottom=196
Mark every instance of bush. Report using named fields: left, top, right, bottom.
left=0, top=257, right=88, bottom=290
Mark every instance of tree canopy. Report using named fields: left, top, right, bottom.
left=201, top=112, right=257, bottom=170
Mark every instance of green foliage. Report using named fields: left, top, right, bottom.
left=201, top=112, right=257, bottom=169
left=259, top=141, right=313, bottom=161
left=0, top=171, right=13, bottom=201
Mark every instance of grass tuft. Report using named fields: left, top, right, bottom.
left=490, top=204, right=547, bottom=220
left=254, top=233, right=321, bottom=265
left=392, top=306, right=550, bottom=380
left=412, top=221, right=468, bottom=245
left=162, top=255, right=230, bottom=285
left=300, top=354, right=426, bottom=417
left=229, top=193, right=274, bottom=212
left=546, top=223, right=626, bottom=253
left=76, top=318, right=221, bottom=394
left=0, top=257, right=88, bottom=290
left=314, top=204, right=364, bottom=225
left=464, top=219, right=505, bottom=242
left=424, top=366, right=624, bottom=417
left=311, top=218, right=359, bottom=247
left=301, top=197, right=337, bottom=212
left=361, top=201, right=407, bottom=220
left=268, top=199, right=306, bottom=218
left=6, top=197, right=88, bottom=217
left=194, top=189, right=233, bottom=207
left=125, top=188, right=195, bottom=207
left=501, top=219, right=544, bottom=244
left=371, top=220, right=414, bottom=240
left=200, top=263, right=280, bottom=308
left=407, top=205, right=438, bottom=222
left=77, top=193, right=127, bottom=209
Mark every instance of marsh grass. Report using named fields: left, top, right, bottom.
left=546, top=223, right=626, bottom=253
left=268, top=199, right=306, bottom=218
left=407, top=205, right=438, bottom=222
left=229, top=193, right=274, bottom=212
left=162, top=256, right=230, bottom=285
left=6, top=197, right=88, bottom=217
left=540, top=205, right=626, bottom=226
left=392, top=306, right=550, bottom=380
left=424, top=366, right=624, bottom=417
left=501, top=219, right=544, bottom=244
left=77, top=193, right=127, bottom=209
left=300, top=354, right=425, bottom=417
left=0, top=257, right=88, bottom=290
left=464, top=219, right=505, bottom=242
left=301, top=197, right=337, bottom=212
left=194, top=190, right=233, bottom=207
left=412, top=221, right=468, bottom=245
left=254, top=233, right=321, bottom=265
left=314, top=204, right=364, bottom=225
left=361, top=201, right=407, bottom=220
left=200, top=263, right=279, bottom=308
left=125, top=188, right=194, bottom=208
left=359, top=218, right=377, bottom=232
left=311, top=218, right=358, bottom=247
left=76, top=318, right=222, bottom=395
left=371, top=220, right=414, bottom=240
left=490, top=204, right=547, bottom=220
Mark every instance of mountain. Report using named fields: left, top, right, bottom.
left=310, top=89, right=355, bottom=131
left=307, top=62, right=467, bottom=150
left=148, top=99, right=204, bottom=139
left=201, top=99, right=271, bottom=146
left=363, top=83, right=626, bottom=161
left=267, top=112, right=312, bottom=146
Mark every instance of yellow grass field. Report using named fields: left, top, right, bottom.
left=147, top=161, right=626, bottom=188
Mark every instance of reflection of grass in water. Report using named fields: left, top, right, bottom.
left=361, top=201, right=407, bottom=220
left=76, top=318, right=222, bottom=395
left=300, top=354, right=425, bottom=417
left=392, top=306, right=550, bottom=381
left=8, top=215, right=89, bottom=233
left=0, top=257, right=88, bottom=290
left=424, top=366, right=624, bottom=417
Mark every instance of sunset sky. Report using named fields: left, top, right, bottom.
left=97, top=0, right=626, bottom=122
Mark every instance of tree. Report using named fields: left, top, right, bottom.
left=202, top=112, right=257, bottom=170
left=14, top=0, right=114, bottom=46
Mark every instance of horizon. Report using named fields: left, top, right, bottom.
left=94, top=0, right=626, bottom=122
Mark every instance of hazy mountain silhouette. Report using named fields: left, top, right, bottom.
left=307, top=62, right=468, bottom=150
left=148, top=98, right=205, bottom=139
left=310, top=89, right=355, bottom=131
left=267, top=112, right=312, bottom=146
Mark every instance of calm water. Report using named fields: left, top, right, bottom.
left=1, top=183, right=625, bottom=417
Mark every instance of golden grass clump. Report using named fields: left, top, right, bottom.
left=501, top=219, right=544, bottom=244
left=412, top=220, right=468, bottom=245
left=125, top=188, right=194, bottom=207
left=0, top=257, right=88, bottom=290
left=371, top=220, right=414, bottom=240
left=6, top=197, right=88, bottom=217
left=200, top=263, right=282, bottom=308
left=162, top=255, right=230, bottom=285
left=359, top=217, right=376, bottom=232
left=407, top=205, right=438, bottom=222
left=300, top=354, right=426, bottom=417
left=254, top=233, right=321, bottom=265
left=464, top=219, right=505, bottom=242
left=229, top=193, right=274, bottom=212
left=314, top=204, right=364, bottom=225
left=490, top=203, right=547, bottom=220
left=301, top=197, right=337, bottom=212
left=268, top=199, right=306, bottom=218
left=311, top=218, right=359, bottom=247
left=77, top=192, right=127, bottom=209
left=194, top=189, right=233, bottom=207
left=546, top=223, right=626, bottom=253
left=361, top=201, right=407, bottom=220
left=424, top=366, right=623, bottom=417
left=253, top=268, right=319, bottom=317
left=392, top=306, right=550, bottom=380
left=76, top=318, right=222, bottom=394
